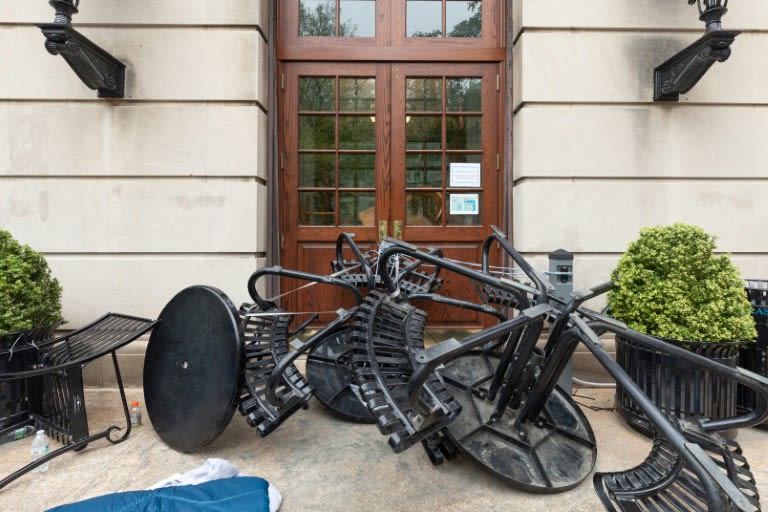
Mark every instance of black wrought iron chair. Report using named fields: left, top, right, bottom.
left=0, top=313, right=156, bottom=490
left=331, top=232, right=444, bottom=295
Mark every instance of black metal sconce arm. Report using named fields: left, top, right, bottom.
left=653, top=30, right=739, bottom=102
left=653, top=0, right=739, bottom=102
left=38, top=0, right=126, bottom=99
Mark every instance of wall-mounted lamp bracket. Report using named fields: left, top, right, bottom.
left=655, top=30, right=741, bottom=102
left=38, top=23, right=126, bottom=98
left=38, top=1, right=125, bottom=99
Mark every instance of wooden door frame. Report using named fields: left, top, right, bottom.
left=277, top=0, right=505, bottom=62
left=278, top=62, right=393, bottom=316
left=273, top=0, right=508, bottom=326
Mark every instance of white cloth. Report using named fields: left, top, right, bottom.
left=149, top=458, right=282, bottom=512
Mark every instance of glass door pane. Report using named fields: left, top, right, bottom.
left=402, top=75, right=484, bottom=227
left=406, top=0, right=483, bottom=38
left=297, top=75, right=377, bottom=227
left=300, top=0, right=376, bottom=37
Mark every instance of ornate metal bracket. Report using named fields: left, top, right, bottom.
left=37, top=0, right=126, bottom=99
left=653, top=30, right=739, bottom=102
left=653, top=0, right=739, bottom=102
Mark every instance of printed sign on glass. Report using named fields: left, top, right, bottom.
left=449, top=163, right=481, bottom=188
left=449, top=193, right=479, bottom=215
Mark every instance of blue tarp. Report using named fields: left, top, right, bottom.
left=45, top=476, right=271, bottom=512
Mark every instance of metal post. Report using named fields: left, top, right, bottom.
left=549, top=249, right=574, bottom=393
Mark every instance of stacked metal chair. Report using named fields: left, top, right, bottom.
left=143, top=233, right=444, bottom=449
left=307, top=234, right=445, bottom=423
left=349, top=233, right=602, bottom=491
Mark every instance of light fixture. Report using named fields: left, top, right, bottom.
left=38, top=0, right=126, bottom=98
left=653, top=0, right=739, bottom=102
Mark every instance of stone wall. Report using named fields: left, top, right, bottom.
left=510, top=0, right=768, bottom=298
left=0, top=1, right=270, bottom=327
left=2, top=1, right=767, bottom=385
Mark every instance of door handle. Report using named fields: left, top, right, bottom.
left=378, top=220, right=388, bottom=241
left=393, top=220, right=403, bottom=240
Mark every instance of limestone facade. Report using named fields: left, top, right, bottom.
left=1, top=0, right=766, bottom=330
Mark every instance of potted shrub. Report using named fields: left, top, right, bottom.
left=606, top=222, right=756, bottom=435
left=0, top=229, right=63, bottom=335
left=0, top=229, right=63, bottom=427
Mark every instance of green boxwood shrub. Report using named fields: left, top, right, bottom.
left=0, top=230, right=63, bottom=333
left=607, top=223, right=756, bottom=343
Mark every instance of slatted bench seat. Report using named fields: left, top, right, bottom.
left=0, top=313, right=156, bottom=490
left=581, top=316, right=768, bottom=512
left=594, top=417, right=760, bottom=512
left=237, top=302, right=314, bottom=437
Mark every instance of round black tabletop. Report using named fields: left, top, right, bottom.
left=143, top=285, right=243, bottom=452
left=306, top=328, right=373, bottom=423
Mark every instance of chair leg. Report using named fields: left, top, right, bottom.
left=65, top=368, right=89, bottom=443
left=105, top=351, right=131, bottom=444
left=30, top=368, right=89, bottom=445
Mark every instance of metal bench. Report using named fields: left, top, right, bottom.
left=0, top=313, right=156, bottom=490
left=581, top=317, right=768, bottom=512
left=594, top=418, right=759, bottom=512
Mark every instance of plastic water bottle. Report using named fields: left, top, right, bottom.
left=130, top=401, right=142, bottom=427
left=0, top=425, right=36, bottom=445
left=30, top=430, right=50, bottom=473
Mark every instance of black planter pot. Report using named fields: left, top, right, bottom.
left=0, top=323, right=59, bottom=429
left=615, top=334, right=740, bottom=437
left=737, top=281, right=768, bottom=427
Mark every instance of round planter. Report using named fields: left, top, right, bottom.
left=737, top=283, right=768, bottom=426
left=0, top=323, right=59, bottom=428
left=614, top=334, right=740, bottom=437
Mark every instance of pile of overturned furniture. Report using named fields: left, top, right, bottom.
left=143, top=227, right=768, bottom=512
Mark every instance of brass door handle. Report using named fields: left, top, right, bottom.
left=393, top=220, right=403, bottom=240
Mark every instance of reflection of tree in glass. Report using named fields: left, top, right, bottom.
left=407, top=192, right=442, bottom=226
left=410, top=1, right=481, bottom=38
left=300, top=1, right=358, bottom=37
left=300, top=115, right=335, bottom=149
left=412, top=29, right=442, bottom=38
left=447, top=78, right=481, bottom=111
left=450, top=1, right=481, bottom=38
left=300, top=77, right=334, bottom=111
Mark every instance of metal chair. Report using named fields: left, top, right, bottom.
left=0, top=313, right=155, bottom=490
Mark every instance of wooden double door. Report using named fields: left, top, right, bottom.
left=278, top=60, right=502, bottom=327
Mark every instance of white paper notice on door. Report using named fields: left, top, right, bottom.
left=449, top=194, right=479, bottom=215
left=449, top=162, right=481, bottom=187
